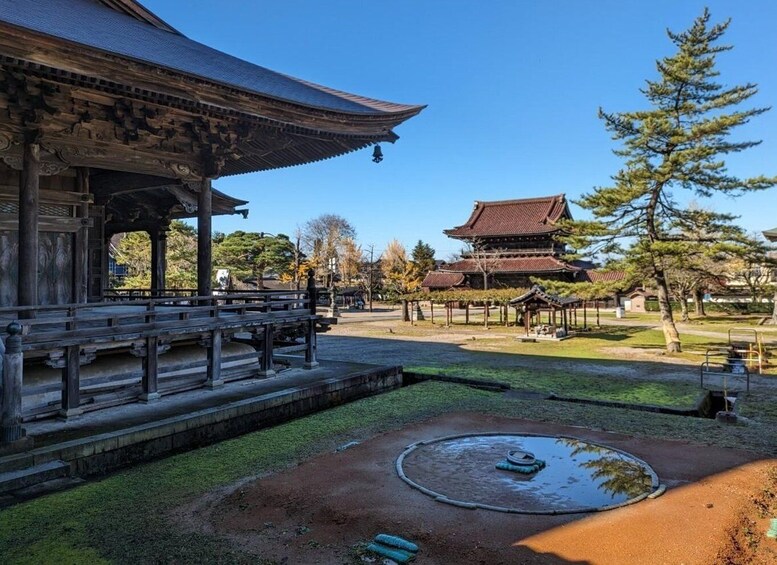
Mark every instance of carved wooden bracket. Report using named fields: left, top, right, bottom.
left=0, top=71, right=60, bottom=134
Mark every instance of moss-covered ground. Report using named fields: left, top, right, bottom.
left=2, top=311, right=776, bottom=564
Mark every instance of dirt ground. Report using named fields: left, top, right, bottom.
left=176, top=413, right=777, bottom=564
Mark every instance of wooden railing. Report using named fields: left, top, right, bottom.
left=0, top=281, right=320, bottom=425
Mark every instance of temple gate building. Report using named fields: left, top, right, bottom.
left=424, top=195, right=593, bottom=290
left=0, top=0, right=423, bottom=439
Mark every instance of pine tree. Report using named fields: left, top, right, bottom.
left=569, top=10, right=776, bottom=352
left=411, top=240, right=436, bottom=280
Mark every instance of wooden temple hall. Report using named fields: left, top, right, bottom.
left=0, top=0, right=423, bottom=444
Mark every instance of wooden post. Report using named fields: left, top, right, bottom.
left=206, top=297, right=224, bottom=387
left=430, top=301, right=434, bottom=324
left=140, top=335, right=161, bottom=401
left=73, top=167, right=89, bottom=304
left=465, top=303, right=469, bottom=325
left=140, top=302, right=161, bottom=400
left=1, top=322, right=27, bottom=446
left=18, top=142, right=40, bottom=314
left=306, top=269, right=317, bottom=315
left=304, top=319, right=318, bottom=369
left=60, top=307, right=83, bottom=418
left=197, top=178, right=213, bottom=299
left=259, top=324, right=275, bottom=377
left=596, top=302, right=600, bottom=326
left=206, top=329, right=223, bottom=387
left=583, top=301, right=588, bottom=329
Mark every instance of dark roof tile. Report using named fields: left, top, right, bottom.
left=0, top=0, right=423, bottom=116
left=444, top=195, right=571, bottom=238
left=421, top=271, right=466, bottom=289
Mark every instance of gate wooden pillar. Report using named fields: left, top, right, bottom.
left=197, top=178, right=213, bottom=299
left=18, top=142, right=40, bottom=316
left=150, top=226, right=168, bottom=296
left=73, top=167, right=90, bottom=304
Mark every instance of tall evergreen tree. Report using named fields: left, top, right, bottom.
left=213, top=231, right=295, bottom=288
left=411, top=240, right=436, bottom=279
left=568, top=10, right=776, bottom=352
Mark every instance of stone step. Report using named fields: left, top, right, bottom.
left=0, top=460, right=70, bottom=494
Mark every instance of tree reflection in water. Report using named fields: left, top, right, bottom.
left=556, top=438, right=653, bottom=498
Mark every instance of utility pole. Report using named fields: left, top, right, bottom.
left=294, top=231, right=302, bottom=290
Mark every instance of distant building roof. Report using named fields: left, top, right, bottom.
left=421, top=271, right=466, bottom=289
left=1, top=0, right=424, bottom=117
left=444, top=195, right=571, bottom=239
left=444, top=256, right=578, bottom=274
left=763, top=228, right=777, bottom=242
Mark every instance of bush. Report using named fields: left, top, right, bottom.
left=644, top=299, right=774, bottom=314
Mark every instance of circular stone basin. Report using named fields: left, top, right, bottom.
left=397, top=433, right=659, bottom=514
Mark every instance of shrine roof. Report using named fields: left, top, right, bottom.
left=444, top=195, right=571, bottom=239
left=420, top=271, right=466, bottom=289
left=0, top=0, right=424, bottom=117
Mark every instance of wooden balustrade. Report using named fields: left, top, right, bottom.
left=0, top=284, right=321, bottom=427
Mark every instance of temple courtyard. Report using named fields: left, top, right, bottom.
left=0, top=309, right=775, bottom=564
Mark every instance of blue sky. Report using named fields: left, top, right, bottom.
left=145, top=0, right=777, bottom=260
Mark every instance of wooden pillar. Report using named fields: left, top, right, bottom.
left=1, top=322, right=27, bottom=446
left=73, top=167, right=89, bottom=304
left=306, top=269, right=317, bottom=315
left=430, top=301, right=434, bottom=324
left=304, top=319, right=318, bottom=369
left=259, top=324, right=275, bottom=377
left=197, top=178, right=213, bottom=299
left=60, top=308, right=83, bottom=418
left=150, top=227, right=167, bottom=296
left=583, top=301, right=588, bottom=329
left=465, top=303, right=469, bottom=325
left=18, top=142, right=40, bottom=314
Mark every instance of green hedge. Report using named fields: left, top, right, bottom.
left=644, top=299, right=774, bottom=314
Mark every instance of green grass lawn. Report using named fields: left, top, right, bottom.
left=3, top=310, right=776, bottom=564
left=408, top=364, right=703, bottom=408
left=1, top=381, right=775, bottom=565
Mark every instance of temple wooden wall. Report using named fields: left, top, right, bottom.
left=0, top=164, right=79, bottom=306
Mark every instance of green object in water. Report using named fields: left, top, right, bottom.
left=367, top=542, right=415, bottom=562
left=374, top=533, right=419, bottom=553
left=496, top=458, right=547, bottom=474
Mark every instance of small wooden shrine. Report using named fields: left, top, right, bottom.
left=0, top=0, right=423, bottom=444
left=510, top=285, right=582, bottom=339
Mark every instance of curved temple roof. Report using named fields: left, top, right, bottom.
left=0, top=0, right=423, bottom=117
left=444, top=195, right=571, bottom=239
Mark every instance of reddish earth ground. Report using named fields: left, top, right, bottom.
left=181, top=413, right=776, bottom=564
